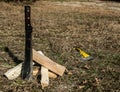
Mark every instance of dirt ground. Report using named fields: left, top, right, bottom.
left=0, top=0, right=120, bottom=92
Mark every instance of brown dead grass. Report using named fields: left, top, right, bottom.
left=0, top=1, right=120, bottom=92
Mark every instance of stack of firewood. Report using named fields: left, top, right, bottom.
left=4, top=49, right=66, bottom=89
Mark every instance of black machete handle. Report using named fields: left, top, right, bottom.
left=22, top=6, right=33, bottom=80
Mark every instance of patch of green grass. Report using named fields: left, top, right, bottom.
left=0, top=47, right=4, bottom=51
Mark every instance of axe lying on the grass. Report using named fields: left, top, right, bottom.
left=75, top=48, right=94, bottom=61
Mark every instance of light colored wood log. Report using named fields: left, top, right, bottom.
left=33, top=49, right=66, bottom=76
left=33, top=66, right=40, bottom=76
left=37, top=51, right=57, bottom=78
left=4, top=63, right=22, bottom=80
left=41, top=66, right=49, bottom=89
left=48, top=71, right=57, bottom=78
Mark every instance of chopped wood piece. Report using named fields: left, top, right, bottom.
left=4, top=63, right=22, bottom=80
left=41, top=66, right=49, bottom=89
left=33, top=49, right=66, bottom=76
left=33, top=66, right=40, bottom=76
left=36, top=51, right=57, bottom=78
left=48, top=71, right=57, bottom=78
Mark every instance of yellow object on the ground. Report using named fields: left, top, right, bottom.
left=75, top=48, right=90, bottom=58
left=75, top=48, right=93, bottom=61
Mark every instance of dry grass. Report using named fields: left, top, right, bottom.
left=0, top=1, right=120, bottom=92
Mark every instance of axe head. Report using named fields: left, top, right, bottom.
left=80, top=56, right=94, bottom=61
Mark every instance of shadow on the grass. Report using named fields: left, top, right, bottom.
left=4, top=47, right=23, bottom=65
